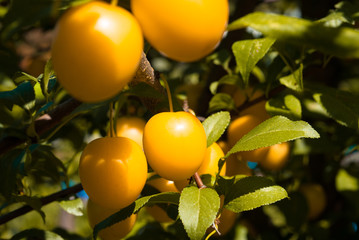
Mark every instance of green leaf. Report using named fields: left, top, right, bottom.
left=179, top=187, right=220, bottom=240
left=318, top=1, right=359, bottom=28
left=224, top=176, right=288, bottom=213
left=59, top=198, right=84, bottom=216
left=210, top=74, right=241, bottom=95
left=336, top=169, right=359, bottom=192
left=93, top=192, right=180, bottom=239
left=13, top=195, right=46, bottom=223
left=228, top=11, right=359, bottom=59
left=318, top=11, right=351, bottom=28
left=266, top=94, right=302, bottom=120
left=308, top=84, right=359, bottom=129
left=232, top=38, right=276, bottom=86
left=207, top=49, right=232, bottom=74
left=208, top=93, right=236, bottom=113
left=25, top=145, right=67, bottom=183
left=226, top=115, right=320, bottom=157
left=15, top=72, right=39, bottom=85
left=218, top=74, right=242, bottom=86
left=42, top=59, right=54, bottom=98
left=215, top=175, right=238, bottom=196
left=202, top=111, right=230, bottom=147
left=0, top=148, right=26, bottom=198
left=279, top=64, right=303, bottom=91
left=11, top=229, right=64, bottom=240
left=0, top=81, right=35, bottom=110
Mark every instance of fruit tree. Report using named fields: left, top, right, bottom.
left=1, top=0, right=359, bottom=239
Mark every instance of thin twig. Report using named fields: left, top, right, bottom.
left=0, top=183, right=83, bottom=225
left=193, top=172, right=206, bottom=189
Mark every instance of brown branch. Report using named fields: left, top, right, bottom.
left=0, top=183, right=83, bottom=225
left=0, top=52, right=159, bottom=157
left=0, top=97, right=82, bottom=157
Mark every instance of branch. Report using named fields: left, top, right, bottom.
left=0, top=52, right=159, bottom=157
left=0, top=183, right=83, bottom=225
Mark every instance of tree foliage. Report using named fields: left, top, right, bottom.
left=1, top=0, right=359, bottom=239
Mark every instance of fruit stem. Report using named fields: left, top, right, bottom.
left=193, top=172, right=206, bottom=189
left=109, top=102, right=115, bottom=137
left=111, top=0, right=118, bottom=6
left=161, top=74, right=174, bottom=112
left=205, top=229, right=217, bottom=240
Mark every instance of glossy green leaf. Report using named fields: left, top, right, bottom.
left=208, top=93, right=236, bottom=113
left=0, top=81, right=35, bottom=110
left=228, top=11, right=359, bottom=58
left=308, top=84, right=359, bottom=129
left=224, top=176, right=288, bottom=213
left=215, top=175, right=238, bottom=196
left=232, top=38, right=275, bottom=86
left=179, top=186, right=220, bottom=240
left=59, top=198, right=84, bottom=217
left=279, top=64, right=303, bottom=91
left=93, top=192, right=180, bottom=239
left=202, top=111, right=230, bottom=147
left=226, top=116, right=320, bottom=157
left=266, top=94, right=302, bottom=120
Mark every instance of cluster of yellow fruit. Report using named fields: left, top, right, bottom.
left=80, top=113, right=236, bottom=238
left=49, top=0, right=229, bottom=238
left=223, top=86, right=291, bottom=172
left=51, top=0, right=229, bottom=103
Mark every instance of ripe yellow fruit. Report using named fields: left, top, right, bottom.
left=299, top=183, right=327, bottom=220
left=131, top=0, right=229, bottom=62
left=143, top=111, right=207, bottom=181
left=175, top=142, right=227, bottom=191
left=109, top=116, right=146, bottom=148
left=217, top=141, right=252, bottom=177
left=87, top=199, right=137, bottom=240
left=217, top=141, right=229, bottom=154
left=238, top=147, right=270, bottom=163
left=198, top=142, right=226, bottom=176
left=79, top=137, right=147, bottom=209
left=259, top=142, right=290, bottom=171
left=227, top=114, right=270, bottom=163
left=51, top=1, right=143, bottom=102
left=227, top=115, right=262, bottom=148
left=215, top=208, right=237, bottom=236
left=146, top=176, right=179, bottom=223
